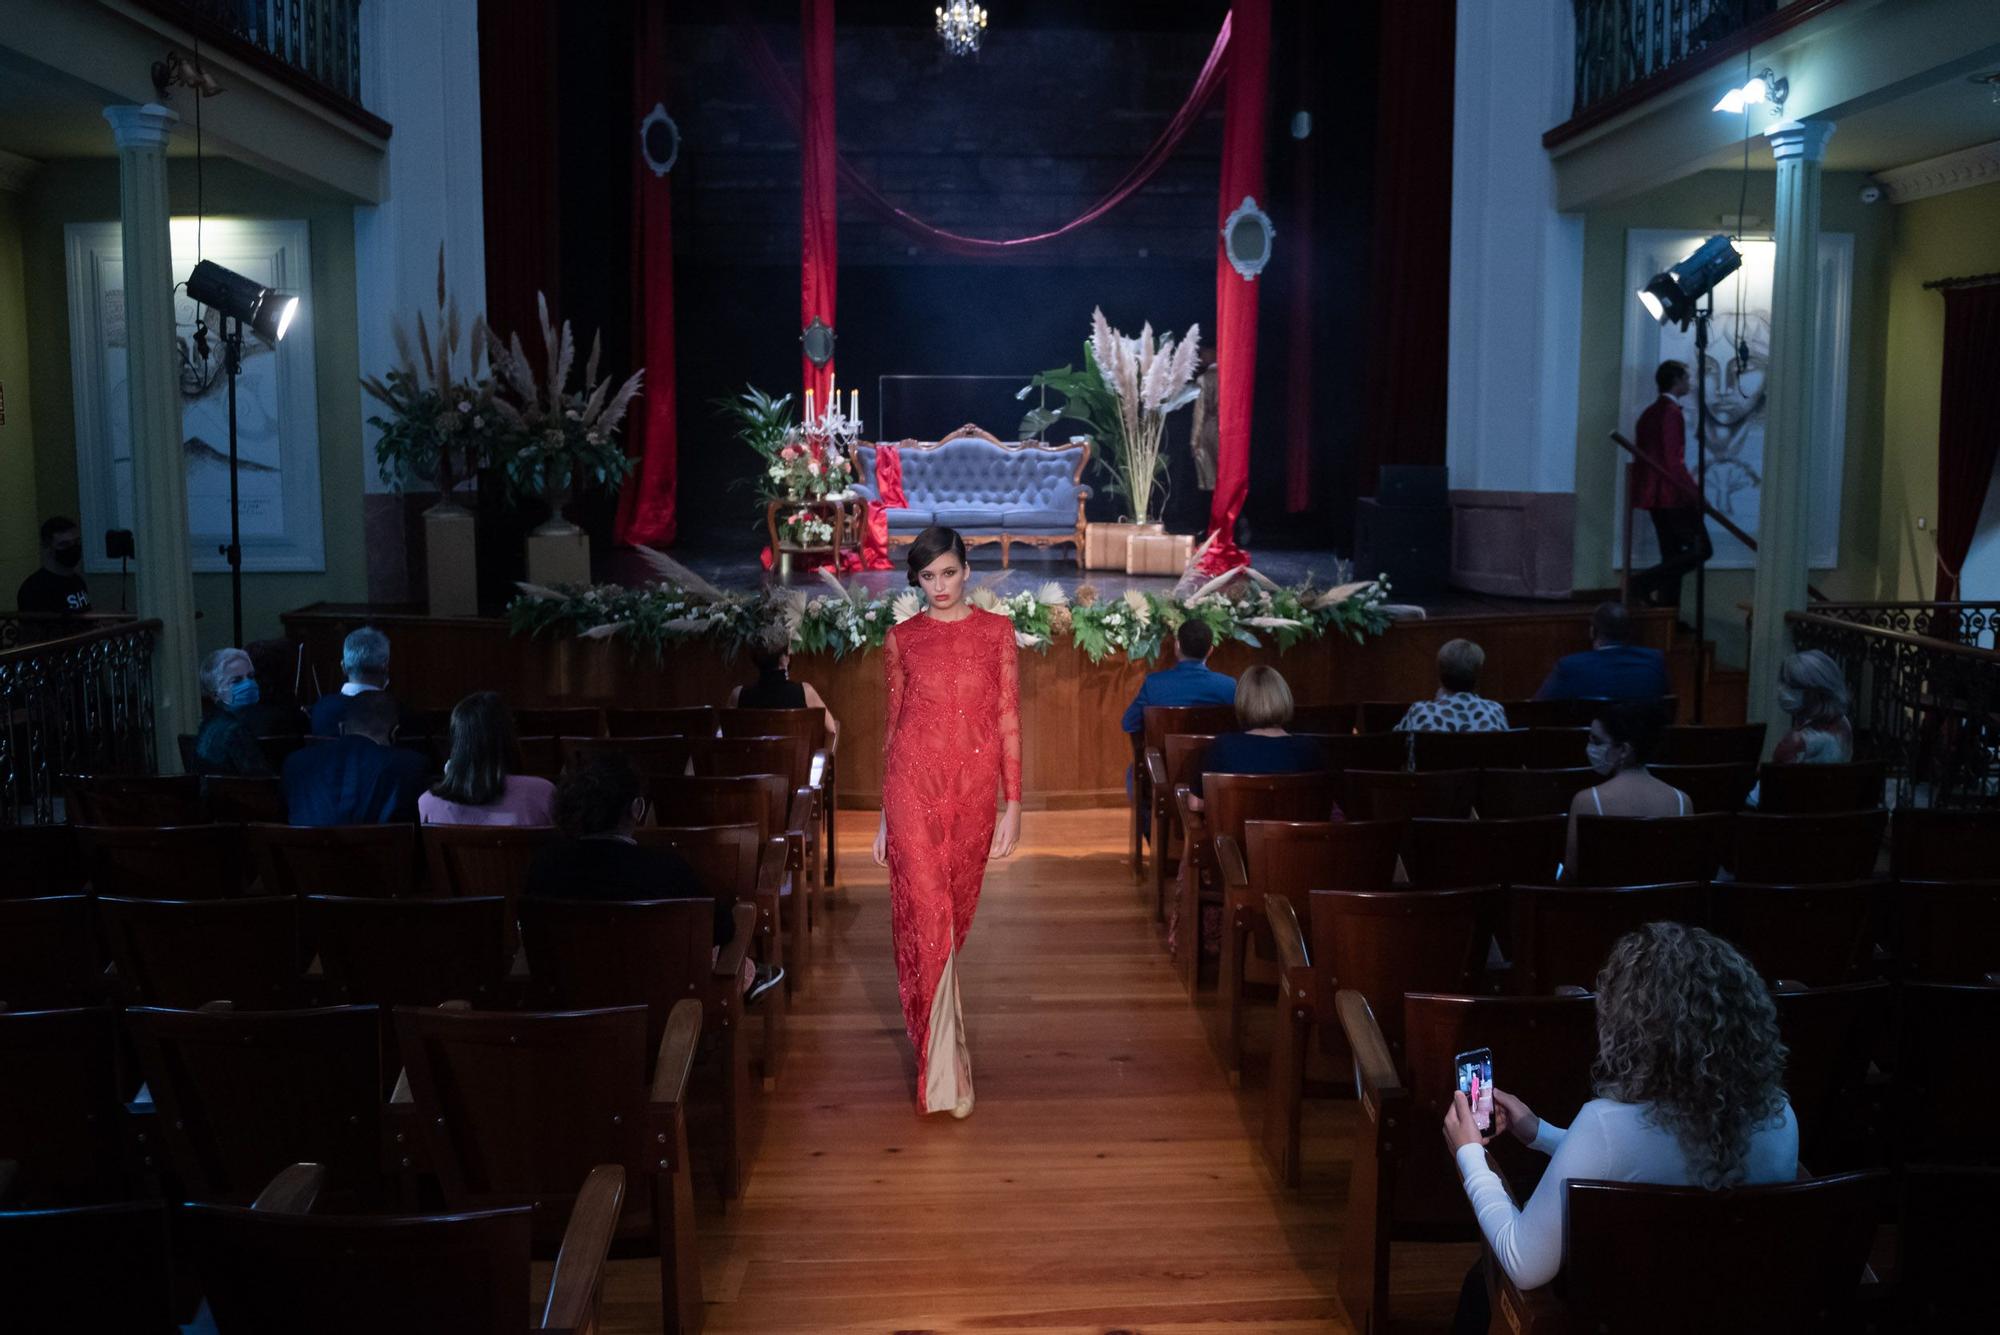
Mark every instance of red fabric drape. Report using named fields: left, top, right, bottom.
left=1200, top=0, right=1271, bottom=574
left=736, top=13, right=1232, bottom=256
left=1935, top=284, right=2000, bottom=600
left=1357, top=0, right=1455, bottom=495
left=477, top=0, right=560, bottom=354
left=859, top=444, right=905, bottom=571
left=615, top=0, right=679, bottom=546
left=800, top=0, right=837, bottom=409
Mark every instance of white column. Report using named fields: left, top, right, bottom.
left=1446, top=0, right=1583, bottom=495
left=104, top=103, right=200, bottom=772
left=1747, top=119, right=1836, bottom=739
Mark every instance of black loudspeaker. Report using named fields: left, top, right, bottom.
left=1353, top=497, right=1450, bottom=599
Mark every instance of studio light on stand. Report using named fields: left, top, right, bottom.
left=184, top=259, right=298, bottom=646
left=1637, top=233, right=1741, bottom=722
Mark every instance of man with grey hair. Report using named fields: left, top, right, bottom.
left=309, top=625, right=394, bottom=736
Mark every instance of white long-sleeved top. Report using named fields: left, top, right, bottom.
left=1454, top=1097, right=1799, bottom=1290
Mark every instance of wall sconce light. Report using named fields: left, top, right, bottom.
left=1714, top=66, right=1788, bottom=116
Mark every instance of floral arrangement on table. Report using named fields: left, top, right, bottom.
left=506, top=551, right=1393, bottom=665
left=488, top=293, right=645, bottom=517
left=1018, top=307, right=1201, bottom=523
left=766, top=437, right=854, bottom=503
left=718, top=382, right=858, bottom=507
left=777, top=509, right=835, bottom=547
left=362, top=248, right=505, bottom=505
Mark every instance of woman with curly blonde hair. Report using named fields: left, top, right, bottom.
left=1441, top=922, right=1797, bottom=1325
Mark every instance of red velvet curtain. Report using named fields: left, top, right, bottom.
left=477, top=0, right=561, bottom=351
left=735, top=13, right=1232, bottom=257
left=1935, top=284, right=2000, bottom=600
left=1201, top=0, right=1271, bottom=573
left=1282, top=7, right=1316, bottom=517
left=800, top=0, right=837, bottom=411
left=1357, top=0, right=1455, bottom=493
left=615, top=0, right=679, bottom=546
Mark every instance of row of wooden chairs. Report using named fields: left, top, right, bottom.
left=1, top=999, right=700, bottom=1331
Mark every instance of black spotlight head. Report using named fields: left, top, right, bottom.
left=185, top=258, right=298, bottom=344
left=1637, top=235, right=1742, bottom=329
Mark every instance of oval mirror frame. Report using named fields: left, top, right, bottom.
left=639, top=103, right=681, bottom=178
left=1222, top=195, right=1275, bottom=281
left=800, top=316, right=836, bottom=368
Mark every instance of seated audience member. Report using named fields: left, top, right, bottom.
left=1120, top=619, right=1237, bottom=734
left=281, top=689, right=430, bottom=826
left=1564, top=699, right=1690, bottom=874
left=1770, top=649, right=1853, bottom=765
left=1188, top=666, right=1329, bottom=812
left=15, top=515, right=91, bottom=615
left=309, top=625, right=395, bottom=736
left=418, top=691, right=556, bottom=826
left=241, top=637, right=308, bottom=737
left=526, top=755, right=780, bottom=1001
left=1393, top=638, right=1509, bottom=733
left=1534, top=601, right=1669, bottom=702
left=729, top=626, right=839, bottom=745
left=1443, top=922, right=1796, bottom=1328
left=191, top=647, right=272, bottom=776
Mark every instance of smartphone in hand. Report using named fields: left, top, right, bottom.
left=1455, top=1047, right=1494, bottom=1133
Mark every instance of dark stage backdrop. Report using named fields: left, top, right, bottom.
left=510, top=0, right=1386, bottom=555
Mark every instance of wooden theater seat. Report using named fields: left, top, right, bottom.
left=185, top=1160, right=627, bottom=1335
left=419, top=824, right=562, bottom=955
left=1144, top=732, right=1217, bottom=923
left=125, top=1003, right=386, bottom=1207
left=1134, top=704, right=1238, bottom=872
left=393, top=1002, right=703, bottom=1332
left=1338, top=988, right=1596, bottom=1335
left=1410, top=728, right=1530, bottom=772
left=76, top=823, right=245, bottom=899
left=1653, top=722, right=1766, bottom=765
left=1305, top=730, right=1410, bottom=775
left=248, top=822, right=421, bottom=899
left=607, top=705, right=719, bottom=738
left=519, top=899, right=763, bottom=1199
left=1214, top=818, right=1404, bottom=1078
left=60, top=772, right=205, bottom=826
left=201, top=774, right=289, bottom=824
left=1709, top=880, right=1879, bottom=986
left=1341, top=768, right=1477, bottom=820
left=512, top=706, right=605, bottom=738
left=1731, top=809, right=1887, bottom=884
left=1474, top=766, right=1597, bottom=818
left=1519, top=725, right=1592, bottom=769
left=691, top=734, right=822, bottom=929
left=720, top=705, right=835, bottom=885
left=1754, top=759, right=1887, bottom=813
left=0, top=1199, right=174, bottom=1332
left=98, top=896, right=305, bottom=1010
left=1570, top=811, right=1730, bottom=885
left=1485, top=1171, right=1886, bottom=1334
left=1897, top=879, right=2000, bottom=983
left=0, top=896, right=108, bottom=1011
left=1890, top=806, right=2000, bottom=880
left=0, top=823, right=86, bottom=897
left=0, top=1007, right=128, bottom=1206
left=1507, top=882, right=1709, bottom=994
left=558, top=734, right=691, bottom=784
left=1402, top=815, right=1566, bottom=890
left=1897, top=982, right=2000, bottom=1167
left=1770, top=979, right=1891, bottom=1170
left=1648, top=761, right=1757, bottom=814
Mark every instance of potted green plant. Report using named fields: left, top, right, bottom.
left=489, top=293, right=645, bottom=589
left=361, top=249, right=500, bottom=616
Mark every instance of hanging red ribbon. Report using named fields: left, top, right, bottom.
left=614, top=0, right=679, bottom=546
left=800, top=0, right=837, bottom=410
left=1201, top=0, right=1271, bottom=573
left=736, top=11, right=1231, bottom=257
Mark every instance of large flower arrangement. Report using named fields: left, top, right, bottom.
left=489, top=293, right=645, bottom=508
left=777, top=509, right=835, bottom=547
left=507, top=558, right=1393, bottom=665
left=766, top=436, right=854, bottom=502
left=362, top=249, right=503, bottom=503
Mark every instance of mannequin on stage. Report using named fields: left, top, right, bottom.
left=1629, top=359, right=1714, bottom=614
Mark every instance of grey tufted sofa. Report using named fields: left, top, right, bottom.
left=852, top=425, right=1093, bottom=566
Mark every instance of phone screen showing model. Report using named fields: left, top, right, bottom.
left=1456, top=1047, right=1494, bottom=1133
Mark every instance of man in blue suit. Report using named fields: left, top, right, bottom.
left=282, top=690, right=431, bottom=826
left=1535, top=602, right=1670, bottom=702
left=1122, top=619, right=1238, bottom=733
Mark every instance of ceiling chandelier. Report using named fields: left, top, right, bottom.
left=935, top=1, right=987, bottom=57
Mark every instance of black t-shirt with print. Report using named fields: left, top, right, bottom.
left=16, top=569, right=91, bottom=615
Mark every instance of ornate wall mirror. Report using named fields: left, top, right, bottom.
left=639, top=103, right=680, bottom=177
left=801, top=316, right=836, bottom=367
left=1222, top=196, right=1274, bottom=281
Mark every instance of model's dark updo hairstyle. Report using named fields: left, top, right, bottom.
left=906, top=525, right=968, bottom=587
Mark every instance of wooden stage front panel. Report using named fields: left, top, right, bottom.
left=282, top=603, right=1697, bottom=809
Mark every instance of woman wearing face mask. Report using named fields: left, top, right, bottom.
left=871, top=525, right=1023, bottom=1119
left=1769, top=650, right=1853, bottom=766
left=1564, top=698, right=1689, bottom=877
left=191, top=647, right=273, bottom=776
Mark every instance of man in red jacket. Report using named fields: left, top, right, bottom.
left=1629, top=359, right=1713, bottom=614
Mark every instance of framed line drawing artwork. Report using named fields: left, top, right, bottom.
left=65, top=216, right=325, bottom=575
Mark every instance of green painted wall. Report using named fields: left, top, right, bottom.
left=1572, top=169, right=1896, bottom=667
left=1879, top=179, right=2000, bottom=602
left=19, top=157, right=365, bottom=654
left=0, top=192, right=39, bottom=591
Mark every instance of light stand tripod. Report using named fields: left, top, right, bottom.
left=1690, top=292, right=1713, bottom=723
left=216, top=312, right=245, bottom=647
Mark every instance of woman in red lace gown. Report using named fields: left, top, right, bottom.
left=872, top=527, right=1022, bottom=1118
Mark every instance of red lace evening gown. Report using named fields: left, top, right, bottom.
left=881, top=606, right=1022, bottom=1114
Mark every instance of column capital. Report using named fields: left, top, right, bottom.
left=1765, top=119, right=1837, bottom=164
left=102, top=103, right=179, bottom=152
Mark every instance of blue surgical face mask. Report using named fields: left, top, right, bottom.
left=1776, top=686, right=1803, bottom=717
left=1586, top=739, right=1617, bottom=776
left=228, top=677, right=261, bottom=710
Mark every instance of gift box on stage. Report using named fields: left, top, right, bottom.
left=1125, top=532, right=1194, bottom=575
left=1084, top=520, right=1164, bottom=570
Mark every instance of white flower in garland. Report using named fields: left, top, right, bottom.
left=891, top=589, right=924, bottom=623
left=968, top=587, right=1004, bottom=613
left=1036, top=580, right=1069, bottom=606
left=1122, top=587, right=1151, bottom=625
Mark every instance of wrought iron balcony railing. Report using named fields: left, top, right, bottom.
left=129, top=0, right=383, bottom=135
left=1571, top=0, right=1779, bottom=119
left=1786, top=609, right=2000, bottom=809
left=1, top=619, right=160, bottom=825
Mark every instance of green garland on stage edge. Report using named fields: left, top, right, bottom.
left=506, top=563, right=1394, bottom=666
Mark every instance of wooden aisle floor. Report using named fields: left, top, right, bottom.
left=585, top=810, right=1469, bottom=1334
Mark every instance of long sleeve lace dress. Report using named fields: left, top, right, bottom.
left=881, top=606, right=1022, bottom=1115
